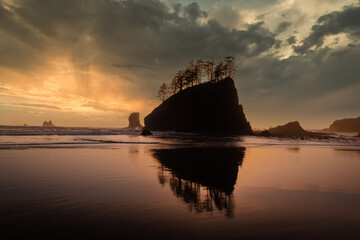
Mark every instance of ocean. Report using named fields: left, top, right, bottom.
left=1, top=126, right=360, bottom=239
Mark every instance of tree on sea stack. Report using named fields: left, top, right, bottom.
left=160, top=56, right=237, bottom=99
left=195, top=60, right=203, bottom=85
left=174, top=70, right=186, bottom=92
left=224, top=56, right=236, bottom=78
left=214, top=60, right=226, bottom=82
left=185, top=60, right=196, bottom=87
left=184, top=66, right=195, bottom=87
left=204, top=59, right=215, bottom=82
left=158, top=83, right=169, bottom=102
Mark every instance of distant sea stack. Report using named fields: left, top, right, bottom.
left=268, top=121, right=309, bottom=137
left=42, top=120, right=55, bottom=127
left=144, top=77, right=252, bottom=135
left=128, top=112, right=143, bottom=129
left=328, top=116, right=360, bottom=133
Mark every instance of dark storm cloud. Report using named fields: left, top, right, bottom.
left=0, top=0, right=277, bottom=71
left=275, top=21, right=292, bottom=34
left=0, top=2, right=49, bottom=72
left=1, top=0, right=359, bottom=127
left=183, top=2, right=208, bottom=20
left=286, top=36, right=297, bottom=45
left=274, top=40, right=282, bottom=49
left=237, top=45, right=360, bottom=118
left=294, top=4, right=360, bottom=54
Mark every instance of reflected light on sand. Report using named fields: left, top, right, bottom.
left=237, top=147, right=360, bottom=193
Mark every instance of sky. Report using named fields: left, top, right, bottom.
left=0, top=0, right=359, bottom=129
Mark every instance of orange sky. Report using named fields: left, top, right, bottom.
left=0, top=0, right=359, bottom=129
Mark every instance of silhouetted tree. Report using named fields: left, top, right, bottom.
left=195, top=60, right=203, bottom=85
left=170, top=76, right=179, bottom=94
left=157, top=83, right=169, bottom=102
left=204, top=59, right=214, bottom=82
left=159, top=56, right=236, bottom=99
left=214, top=61, right=226, bottom=82
left=224, top=56, right=235, bottom=78
left=172, top=70, right=186, bottom=92
left=185, top=60, right=196, bottom=87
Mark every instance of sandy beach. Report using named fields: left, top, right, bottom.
left=1, top=131, right=360, bottom=239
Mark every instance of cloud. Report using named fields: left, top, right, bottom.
left=275, top=21, right=292, bottom=34
left=0, top=0, right=359, bottom=128
left=286, top=36, right=297, bottom=45
left=2, top=0, right=277, bottom=62
left=81, top=100, right=132, bottom=113
left=228, top=0, right=279, bottom=10
left=0, top=102, right=63, bottom=110
left=27, top=110, right=44, bottom=115
left=0, top=0, right=278, bottom=100
left=294, top=4, right=360, bottom=54
left=237, top=44, right=360, bottom=128
left=208, top=3, right=243, bottom=29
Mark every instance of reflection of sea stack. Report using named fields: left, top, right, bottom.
left=152, top=147, right=245, bottom=194
left=268, top=121, right=310, bottom=137
left=42, top=120, right=55, bottom=127
left=128, top=112, right=143, bottom=129
left=144, top=78, right=252, bottom=135
left=152, top=147, right=245, bottom=218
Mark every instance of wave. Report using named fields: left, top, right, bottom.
left=0, top=126, right=140, bottom=136
left=1, top=126, right=360, bottom=150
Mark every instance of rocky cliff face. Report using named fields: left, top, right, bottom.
left=128, top=112, right=143, bottom=129
left=144, top=77, right=252, bottom=135
left=328, top=117, right=360, bottom=133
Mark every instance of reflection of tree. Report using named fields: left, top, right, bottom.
left=152, top=147, right=245, bottom=218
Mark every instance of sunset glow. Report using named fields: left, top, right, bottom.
left=1, top=1, right=360, bottom=239
left=1, top=0, right=359, bottom=128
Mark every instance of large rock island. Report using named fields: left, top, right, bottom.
left=144, top=77, right=252, bottom=135
left=328, top=116, right=360, bottom=133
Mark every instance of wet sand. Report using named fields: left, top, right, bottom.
left=1, top=141, right=360, bottom=239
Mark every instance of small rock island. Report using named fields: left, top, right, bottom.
left=267, top=121, right=310, bottom=137
left=42, top=120, right=55, bottom=127
left=259, top=121, right=330, bottom=138
left=144, top=77, right=252, bottom=135
left=128, top=112, right=143, bottom=129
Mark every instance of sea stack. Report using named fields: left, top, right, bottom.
left=268, top=121, right=309, bottom=137
left=328, top=116, right=360, bottom=133
left=128, top=112, right=143, bottom=129
left=144, top=77, right=252, bottom=135
left=42, top=120, right=55, bottom=127
left=141, top=128, right=153, bottom=136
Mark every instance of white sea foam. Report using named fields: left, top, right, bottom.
left=0, top=126, right=359, bottom=149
